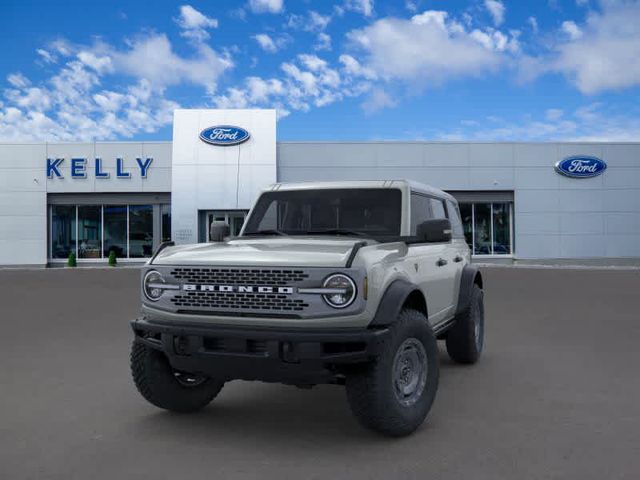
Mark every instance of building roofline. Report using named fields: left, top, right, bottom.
left=1, top=140, right=639, bottom=146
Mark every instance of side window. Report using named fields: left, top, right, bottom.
left=410, top=193, right=432, bottom=234
left=429, top=198, right=447, bottom=219
left=446, top=200, right=464, bottom=237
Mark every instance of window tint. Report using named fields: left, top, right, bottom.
left=244, top=189, right=402, bottom=238
left=446, top=200, right=464, bottom=237
left=429, top=198, right=447, bottom=219
left=410, top=193, right=432, bottom=234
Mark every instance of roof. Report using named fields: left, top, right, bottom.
left=266, top=180, right=455, bottom=202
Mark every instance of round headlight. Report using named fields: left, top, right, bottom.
left=143, top=270, right=165, bottom=302
left=322, top=274, right=357, bottom=309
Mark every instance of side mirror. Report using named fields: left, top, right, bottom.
left=416, top=219, right=452, bottom=243
left=209, top=221, right=230, bottom=242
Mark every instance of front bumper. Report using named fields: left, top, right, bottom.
left=131, top=316, right=389, bottom=385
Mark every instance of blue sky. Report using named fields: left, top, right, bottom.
left=1, top=0, right=639, bottom=141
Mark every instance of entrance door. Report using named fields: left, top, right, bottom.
left=205, top=210, right=248, bottom=239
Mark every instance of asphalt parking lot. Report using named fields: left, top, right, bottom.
left=1, top=266, right=639, bottom=480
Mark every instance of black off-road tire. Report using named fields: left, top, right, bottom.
left=130, top=342, right=224, bottom=413
left=446, top=284, right=484, bottom=364
left=345, top=309, right=439, bottom=437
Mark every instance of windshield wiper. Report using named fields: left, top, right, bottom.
left=305, top=229, right=370, bottom=238
left=243, top=229, right=288, bottom=236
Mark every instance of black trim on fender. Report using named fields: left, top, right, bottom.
left=369, top=279, right=424, bottom=327
left=455, top=265, right=483, bottom=316
left=346, top=241, right=368, bottom=268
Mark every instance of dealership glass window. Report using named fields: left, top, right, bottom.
left=129, top=205, right=153, bottom=258
left=51, top=205, right=77, bottom=259
left=459, top=203, right=473, bottom=247
left=473, top=203, right=492, bottom=255
left=492, top=203, right=512, bottom=254
left=78, top=206, right=102, bottom=259
left=459, top=202, right=513, bottom=255
left=49, top=203, right=162, bottom=261
left=161, top=204, right=171, bottom=242
left=103, top=205, right=128, bottom=258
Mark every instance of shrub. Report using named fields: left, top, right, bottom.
left=67, top=252, right=77, bottom=267
left=108, top=250, right=117, bottom=267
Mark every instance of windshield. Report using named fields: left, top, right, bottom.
left=242, top=188, right=402, bottom=238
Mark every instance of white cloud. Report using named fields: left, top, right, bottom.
left=484, top=0, right=505, bottom=26
left=343, top=0, right=374, bottom=17
left=248, top=0, right=283, bottom=14
left=561, top=20, right=582, bottom=40
left=174, top=5, right=218, bottom=42
left=7, top=73, right=30, bottom=88
left=77, top=50, right=113, bottom=74
left=405, top=1, right=418, bottom=12
left=526, top=2, right=640, bottom=94
left=338, top=54, right=377, bottom=79
left=287, top=11, right=331, bottom=32
left=528, top=16, right=538, bottom=33
left=0, top=7, right=232, bottom=141
left=469, top=28, right=519, bottom=53
left=213, top=53, right=373, bottom=116
left=253, top=33, right=290, bottom=53
left=545, top=108, right=563, bottom=121
left=36, top=48, right=57, bottom=64
left=437, top=103, right=640, bottom=141
left=346, top=10, right=515, bottom=86
left=362, top=88, right=397, bottom=114
left=108, top=34, right=232, bottom=93
left=253, top=34, right=278, bottom=53
left=309, top=11, right=331, bottom=30
left=315, top=32, right=332, bottom=51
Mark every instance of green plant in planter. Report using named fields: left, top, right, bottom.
left=108, top=250, right=117, bottom=267
left=67, top=252, right=77, bottom=267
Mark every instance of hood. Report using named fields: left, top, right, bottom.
left=152, top=237, right=369, bottom=267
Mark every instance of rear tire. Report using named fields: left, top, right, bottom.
left=345, top=309, right=439, bottom=437
left=130, top=341, right=224, bottom=413
left=446, top=284, right=484, bottom=364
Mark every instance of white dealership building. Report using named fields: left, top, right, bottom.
left=0, top=108, right=638, bottom=267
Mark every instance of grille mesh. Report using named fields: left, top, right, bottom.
left=170, top=268, right=309, bottom=286
left=170, top=292, right=309, bottom=311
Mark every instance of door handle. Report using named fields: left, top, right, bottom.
left=436, top=258, right=448, bottom=267
left=453, top=255, right=463, bottom=263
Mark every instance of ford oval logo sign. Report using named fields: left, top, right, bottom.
left=199, top=125, right=250, bottom=146
left=555, top=156, right=607, bottom=178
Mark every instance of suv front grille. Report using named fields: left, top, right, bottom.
left=170, top=268, right=309, bottom=286
left=170, top=291, right=309, bottom=312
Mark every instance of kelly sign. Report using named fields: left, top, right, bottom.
left=47, top=157, right=153, bottom=179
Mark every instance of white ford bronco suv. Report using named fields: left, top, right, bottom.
left=130, top=180, right=484, bottom=436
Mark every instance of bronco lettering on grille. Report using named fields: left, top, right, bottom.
left=182, top=284, right=295, bottom=294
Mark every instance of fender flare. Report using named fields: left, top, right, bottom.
left=455, top=265, right=483, bottom=316
left=369, top=279, right=427, bottom=327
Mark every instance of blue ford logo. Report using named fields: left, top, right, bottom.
left=199, top=125, right=250, bottom=146
left=555, top=156, right=607, bottom=178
